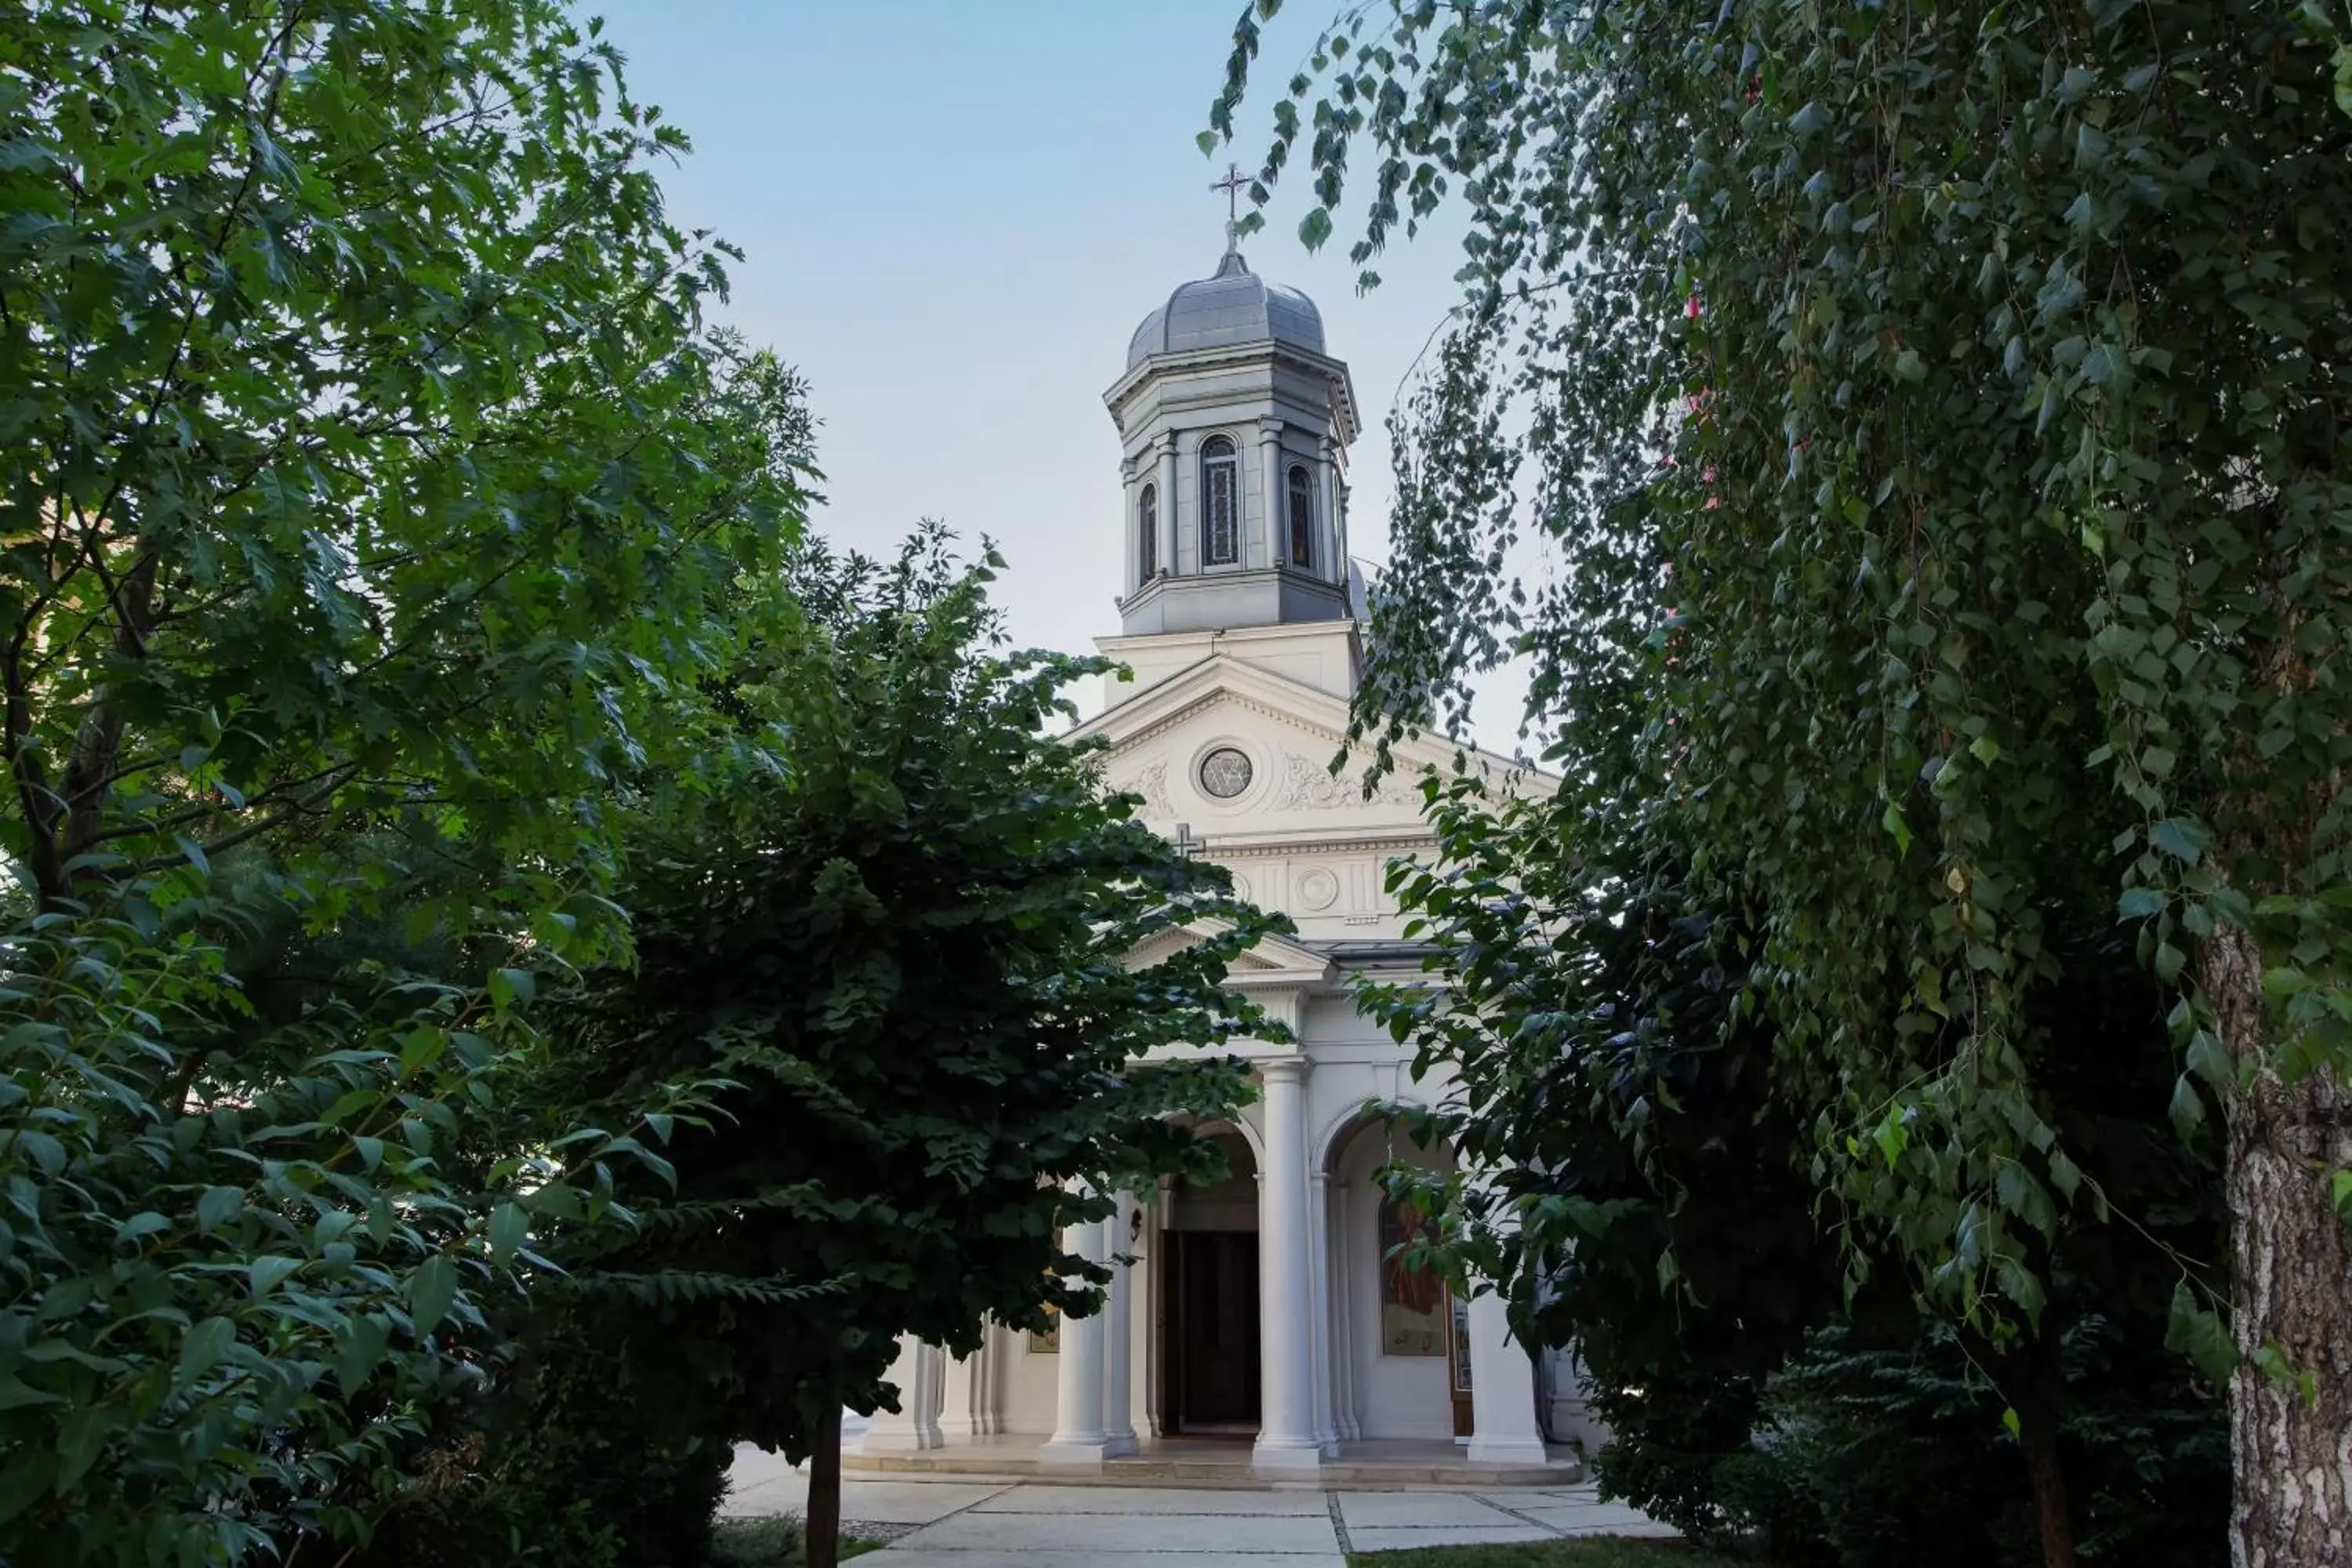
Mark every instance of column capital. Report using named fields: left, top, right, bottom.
left=1256, top=415, right=1287, bottom=436
left=1152, top=429, right=1179, bottom=455
left=1258, top=1054, right=1312, bottom=1085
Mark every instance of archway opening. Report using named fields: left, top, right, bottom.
left=1162, top=1128, right=1260, bottom=1435
left=1324, top=1114, right=1468, bottom=1442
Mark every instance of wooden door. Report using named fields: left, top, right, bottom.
left=1171, top=1230, right=1261, bottom=1430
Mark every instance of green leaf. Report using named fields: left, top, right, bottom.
left=408, top=1254, right=459, bottom=1334
left=0, top=1444, right=55, bottom=1526
left=2116, top=886, right=2165, bottom=919
left=2165, top=1280, right=2237, bottom=1386
left=2169, top=1074, right=2207, bottom=1138
left=176, top=1317, right=237, bottom=1388
left=1298, top=206, right=1334, bottom=251
left=249, top=1256, right=302, bottom=1301
left=490, top=967, right=537, bottom=1009
left=488, top=1202, right=528, bottom=1265
left=2186, top=1029, right=2233, bottom=1091
left=2048, top=1150, right=2082, bottom=1201
left=1994, top=1257, right=2047, bottom=1323
left=54, top=1403, right=109, bottom=1494
left=0, top=1377, right=59, bottom=1411
left=196, top=1185, right=243, bottom=1234
left=1871, top=1107, right=1910, bottom=1170
left=2148, top=818, right=2210, bottom=865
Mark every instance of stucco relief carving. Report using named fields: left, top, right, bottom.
left=1116, top=760, right=1171, bottom=817
left=1272, top=751, right=1428, bottom=811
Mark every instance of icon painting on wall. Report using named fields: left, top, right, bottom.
left=1378, top=1193, right=1446, bottom=1356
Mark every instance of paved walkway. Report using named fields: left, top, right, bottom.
left=724, top=1453, right=1671, bottom=1563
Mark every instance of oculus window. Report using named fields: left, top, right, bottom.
left=1197, top=746, right=1253, bottom=799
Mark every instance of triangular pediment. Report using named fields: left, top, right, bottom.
left=1121, top=919, right=1334, bottom=985
left=1069, top=652, right=1549, bottom=826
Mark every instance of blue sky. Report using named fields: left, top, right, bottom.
left=597, top=2, right=1511, bottom=729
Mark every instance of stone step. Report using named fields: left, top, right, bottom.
left=842, top=1450, right=1585, bottom=1488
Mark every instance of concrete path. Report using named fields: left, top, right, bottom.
left=723, top=1450, right=1673, bottom=1561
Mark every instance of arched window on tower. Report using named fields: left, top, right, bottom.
left=1200, top=435, right=1239, bottom=566
left=1138, top=483, right=1159, bottom=581
left=1286, top=463, right=1314, bottom=571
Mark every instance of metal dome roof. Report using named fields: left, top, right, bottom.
left=1125, top=249, right=1326, bottom=370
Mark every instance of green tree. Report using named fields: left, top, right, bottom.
left=1210, top=2, right=2350, bottom=1561
left=1368, top=782, right=2225, bottom=1565
left=0, top=3, right=813, bottom=1561
left=543, top=532, right=1269, bottom=1568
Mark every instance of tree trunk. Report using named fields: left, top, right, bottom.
left=805, top=1403, right=843, bottom=1568
left=1994, top=1332, right=2078, bottom=1568
left=2201, top=923, right=2352, bottom=1568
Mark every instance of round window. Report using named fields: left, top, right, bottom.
left=1197, top=746, right=1254, bottom=800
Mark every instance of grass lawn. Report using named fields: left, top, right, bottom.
left=1346, top=1540, right=1737, bottom=1568
left=709, top=1516, right=887, bottom=1563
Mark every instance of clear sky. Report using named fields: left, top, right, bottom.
left=596, top=2, right=1516, bottom=733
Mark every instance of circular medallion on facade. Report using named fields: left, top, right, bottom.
left=1297, top=867, right=1340, bottom=911
left=1197, top=746, right=1254, bottom=799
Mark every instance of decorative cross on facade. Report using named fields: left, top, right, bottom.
left=1211, top=162, right=1250, bottom=251
left=1171, top=822, right=1208, bottom=860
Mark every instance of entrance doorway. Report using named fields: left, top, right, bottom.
left=1160, top=1130, right=1261, bottom=1436
left=1167, top=1230, right=1261, bottom=1430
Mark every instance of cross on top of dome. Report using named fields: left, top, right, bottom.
left=1210, top=162, right=1251, bottom=258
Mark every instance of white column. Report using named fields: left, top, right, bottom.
left=1465, top=1290, right=1548, bottom=1465
left=1125, top=464, right=1145, bottom=590
left=1318, top=441, right=1341, bottom=583
left=940, top=1330, right=994, bottom=1439
left=1103, top=1195, right=1138, bottom=1454
left=1308, top=1171, right=1338, bottom=1456
left=1155, top=434, right=1179, bottom=577
left=1333, top=463, right=1351, bottom=578
left=1253, top=1057, right=1322, bottom=1475
left=1331, top=1181, right=1361, bottom=1439
left=1258, top=418, right=1285, bottom=568
left=859, top=1334, right=944, bottom=1452
left=1146, top=1177, right=1174, bottom=1437
left=1041, top=1190, right=1115, bottom=1466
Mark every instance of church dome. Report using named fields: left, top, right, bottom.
left=1126, top=249, right=1325, bottom=370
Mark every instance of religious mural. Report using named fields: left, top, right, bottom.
left=1377, top=1193, right=1446, bottom=1356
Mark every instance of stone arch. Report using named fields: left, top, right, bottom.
left=1169, top=1107, right=1265, bottom=1167
left=1315, top=1100, right=1445, bottom=1181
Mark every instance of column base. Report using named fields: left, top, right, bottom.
left=1465, top=1435, right=1550, bottom=1466
left=1037, top=1434, right=1136, bottom=1468
left=857, top=1423, right=945, bottom=1454
left=1250, top=1439, right=1325, bottom=1479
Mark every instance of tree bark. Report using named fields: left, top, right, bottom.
left=805, top=1403, right=843, bottom=1568
left=1985, top=1329, right=2078, bottom=1568
left=2201, top=923, right=2352, bottom=1568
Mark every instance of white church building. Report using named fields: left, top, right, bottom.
left=851, top=239, right=1592, bottom=1479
